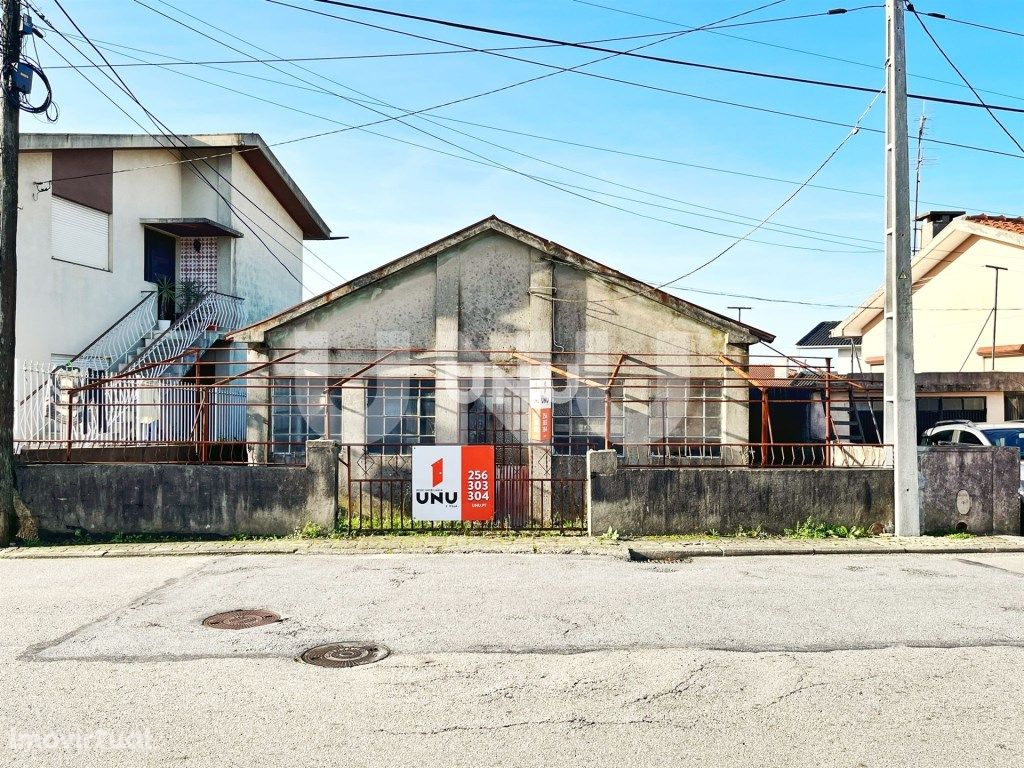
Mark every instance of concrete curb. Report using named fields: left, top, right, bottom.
left=2, top=536, right=1024, bottom=560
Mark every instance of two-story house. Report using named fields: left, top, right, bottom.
left=13, top=132, right=332, bottom=450
left=16, top=132, right=331, bottom=366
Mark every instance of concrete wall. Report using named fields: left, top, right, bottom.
left=918, top=446, right=1020, bottom=535
left=16, top=441, right=338, bottom=538
left=587, top=446, right=1021, bottom=536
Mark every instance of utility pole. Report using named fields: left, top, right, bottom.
left=0, top=0, right=22, bottom=547
left=884, top=0, right=920, bottom=536
left=911, top=109, right=927, bottom=255
left=727, top=306, right=752, bottom=323
left=985, top=265, right=1006, bottom=372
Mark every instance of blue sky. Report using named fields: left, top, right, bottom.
left=24, top=0, right=1024, bottom=352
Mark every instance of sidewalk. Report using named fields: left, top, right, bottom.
left=2, top=534, right=1024, bottom=560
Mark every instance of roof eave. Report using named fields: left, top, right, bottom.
left=228, top=216, right=775, bottom=345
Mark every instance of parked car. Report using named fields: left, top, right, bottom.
left=920, top=420, right=1024, bottom=499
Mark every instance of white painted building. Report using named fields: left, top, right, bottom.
left=824, top=211, right=1024, bottom=432
left=15, top=133, right=331, bottom=367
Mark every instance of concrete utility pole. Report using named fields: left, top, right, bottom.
left=0, top=0, right=22, bottom=547
left=884, top=0, right=920, bottom=536
left=985, top=265, right=1006, bottom=372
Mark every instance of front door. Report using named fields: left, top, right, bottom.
left=144, top=229, right=177, bottom=320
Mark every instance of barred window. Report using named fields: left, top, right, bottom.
left=365, top=378, right=435, bottom=454
left=464, top=385, right=527, bottom=446
left=553, top=384, right=623, bottom=455
left=271, top=378, right=343, bottom=458
left=649, top=378, right=722, bottom=457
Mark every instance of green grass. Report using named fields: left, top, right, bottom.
left=783, top=517, right=873, bottom=540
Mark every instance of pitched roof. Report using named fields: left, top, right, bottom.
left=836, top=212, right=1024, bottom=337
left=228, top=215, right=776, bottom=344
left=20, top=132, right=332, bottom=240
left=795, top=320, right=860, bottom=348
left=965, top=214, right=1024, bottom=236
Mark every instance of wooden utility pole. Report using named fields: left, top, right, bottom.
left=884, top=0, right=920, bottom=536
left=0, top=0, right=22, bottom=547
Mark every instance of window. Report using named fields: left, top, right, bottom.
left=956, top=430, right=984, bottom=446
left=649, top=378, right=723, bottom=457
left=920, top=429, right=954, bottom=446
left=271, top=378, right=342, bottom=458
left=464, top=388, right=526, bottom=446
left=52, top=196, right=110, bottom=270
left=1006, top=393, right=1024, bottom=421
left=365, top=378, right=435, bottom=454
left=981, top=428, right=1024, bottom=458
left=553, top=384, right=623, bottom=455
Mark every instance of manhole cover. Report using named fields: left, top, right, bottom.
left=202, top=610, right=281, bottom=630
left=299, top=643, right=390, bottom=668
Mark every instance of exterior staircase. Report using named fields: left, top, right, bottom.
left=15, top=290, right=244, bottom=450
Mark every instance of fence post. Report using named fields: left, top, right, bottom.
left=65, top=391, right=74, bottom=462
left=603, top=387, right=612, bottom=450
left=824, top=357, right=833, bottom=467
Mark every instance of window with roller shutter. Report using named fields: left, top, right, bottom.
left=51, top=196, right=110, bottom=270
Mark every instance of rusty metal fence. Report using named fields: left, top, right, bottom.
left=13, top=347, right=890, bottom=532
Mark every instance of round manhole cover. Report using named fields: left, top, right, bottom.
left=202, top=610, right=281, bottom=630
left=299, top=643, right=390, bottom=668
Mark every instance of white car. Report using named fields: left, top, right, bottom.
left=920, top=420, right=1024, bottom=499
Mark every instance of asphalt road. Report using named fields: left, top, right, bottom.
left=3, top=551, right=1024, bottom=767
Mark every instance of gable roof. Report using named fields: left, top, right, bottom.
left=795, top=321, right=860, bottom=348
left=20, top=132, right=332, bottom=240
left=835, top=212, right=1024, bottom=338
left=229, top=215, right=775, bottom=345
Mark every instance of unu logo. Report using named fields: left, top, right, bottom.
left=415, top=490, right=459, bottom=505
left=431, top=458, right=444, bottom=487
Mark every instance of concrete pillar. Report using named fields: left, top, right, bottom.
left=305, top=439, right=340, bottom=532
left=586, top=449, right=618, bottom=535
left=722, top=341, right=751, bottom=466
left=245, top=344, right=270, bottom=465
left=528, top=254, right=555, bottom=518
left=434, top=252, right=460, bottom=443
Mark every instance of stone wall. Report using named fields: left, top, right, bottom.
left=16, top=440, right=338, bottom=538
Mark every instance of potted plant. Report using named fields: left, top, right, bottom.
left=154, top=277, right=176, bottom=331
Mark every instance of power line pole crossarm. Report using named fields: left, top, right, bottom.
left=0, top=0, right=22, bottom=547
left=884, top=0, right=920, bottom=536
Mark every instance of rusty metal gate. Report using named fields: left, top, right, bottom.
left=339, top=443, right=587, bottom=532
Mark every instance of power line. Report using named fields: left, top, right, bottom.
left=126, top=0, right=878, bottom=254
left=290, top=0, right=1024, bottom=116
left=82, top=23, right=879, bottom=251
left=262, top=0, right=1024, bottom=162
left=571, top=0, right=1024, bottom=105
left=909, top=8, right=1024, bottom=155
left=670, top=285, right=1024, bottom=312
left=917, top=8, right=1024, bottom=41
left=33, top=4, right=326, bottom=293
left=33, top=9, right=349, bottom=290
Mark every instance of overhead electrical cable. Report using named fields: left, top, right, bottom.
left=261, top=0, right=1024, bottom=161
left=288, top=0, right=1024, bottom=115
left=125, top=0, right=876, bottom=254
left=571, top=0, right=1024, bottom=105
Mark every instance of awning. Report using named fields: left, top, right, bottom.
left=140, top=217, right=243, bottom=238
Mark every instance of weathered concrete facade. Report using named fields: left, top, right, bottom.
left=588, top=446, right=1021, bottom=536
left=230, top=217, right=773, bottom=467
left=17, top=441, right=338, bottom=537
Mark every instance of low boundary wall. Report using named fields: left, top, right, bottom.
left=16, top=440, right=339, bottom=538
left=588, top=446, right=1021, bottom=536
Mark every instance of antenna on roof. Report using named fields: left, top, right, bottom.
left=912, top=105, right=930, bottom=255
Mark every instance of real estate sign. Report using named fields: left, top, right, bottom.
left=412, top=445, right=495, bottom=522
left=529, top=380, right=553, bottom=442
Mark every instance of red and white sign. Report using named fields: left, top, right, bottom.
left=412, top=445, right=495, bottom=521
left=529, top=380, right=553, bottom=442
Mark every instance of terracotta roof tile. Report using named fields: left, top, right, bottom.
left=965, top=214, right=1024, bottom=236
